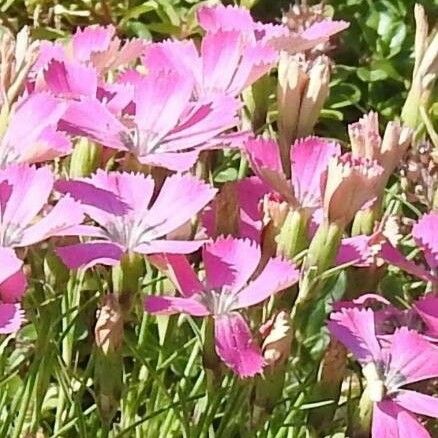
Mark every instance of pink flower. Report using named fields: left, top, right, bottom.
left=60, top=66, right=240, bottom=171
left=0, top=248, right=27, bottom=334
left=142, top=30, right=277, bottom=98
left=35, top=25, right=145, bottom=74
left=0, top=164, right=83, bottom=248
left=55, top=171, right=216, bottom=269
left=245, top=136, right=340, bottom=210
left=329, top=307, right=438, bottom=437
left=0, top=93, right=71, bottom=166
left=145, top=237, right=299, bottom=377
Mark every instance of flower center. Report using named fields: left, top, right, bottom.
left=198, top=288, right=239, bottom=315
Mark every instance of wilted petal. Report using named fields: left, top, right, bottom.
left=214, top=312, right=264, bottom=377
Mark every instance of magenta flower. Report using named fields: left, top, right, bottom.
left=329, top=307, right=438, bottom=437
left=145, top=237, right=299, bottom=377
left=0, top=248, right=27, bottom=334
left=55, top=171, right=216, bottom=269
left=0, top=164, right=83, bottom=248
left=60, top=66, right=240, bottom=171
left=245, top=136, right=340, bottom=211
left=0, top=93, right=71, bottom=166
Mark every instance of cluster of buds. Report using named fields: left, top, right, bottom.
left=277, top=52, right=330, bottom=170
left=401, top=4, right=438, bottom=129
left=400, top=141, right=438, bottom=209
left=0, top=27, right=38, bottom=108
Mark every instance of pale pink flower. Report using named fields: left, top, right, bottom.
left=0, top=93, right=71, bottom=166
left=0, top=164, right=83, bottom=248
left=145, top=237, right=299, bottom=377
left=0, top=248, right=27, bottom=334
left=329, top=307, right=438, bottom=437
left=55, top=171, right=216, bottom=269
left=142, top=31, right=277, bottom=98
left=60, top=66, right=240, bottom=171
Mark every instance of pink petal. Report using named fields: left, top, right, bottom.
left=245, top=137, right=293, bottom=203
left=394, top=389, right=438, bottom=418
left=133, top=69, right=194, bottom=144
left=373, top=401, right=430, bottom=438
left=271, top=20, right=350, bottom=53
left=43, top=60, right=97, bottom=98
left=291, top=137, right=340, bottom=209
left=415, top=296, right=438, bottom=338
left=203, top=237, right=260, bottom=292
left=380, top=241, right=435, bottom=282
left=72, top=25, right=115, bottom=62
left=200, top=30, right=276, bottom=96
left=0, top=165, right=53, bottom=232
left=55, top=176, right=133, bottom=218
left=0, top=303, right=24, bottom=334
left=214, top=312, right=264, bottom=377
left=19, top=196, right=84, bottom=246
left=148, top=254, right=203, bottom=297
left=25, top=126, right=72, bottom=163
left=0, top=248, right=26, bottom=302
left=60, top=98, right=128, bottom=150
left=139, top=150, right=200, bottom=172
left=163, top=96, right=240, bottom=153
left=144, top=295, right=209, bottom=316
left=412, top=212, right=438, bottom=270
left=135, top=239, right=206, bottom=255
left=328, top=307, right=382, bottom=364
left=336, top=235, right=375, bottom=267
left=197, top=4, right=255, bottom=34
left=56, top=242, right=123, bottom=269
left=235, top=256, right=299, bottom=309
left=2, top=93, right=66, bottom=163
left=388, top=327, right=438, bottom=386
left=145, top=174, right=216, bottom=238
